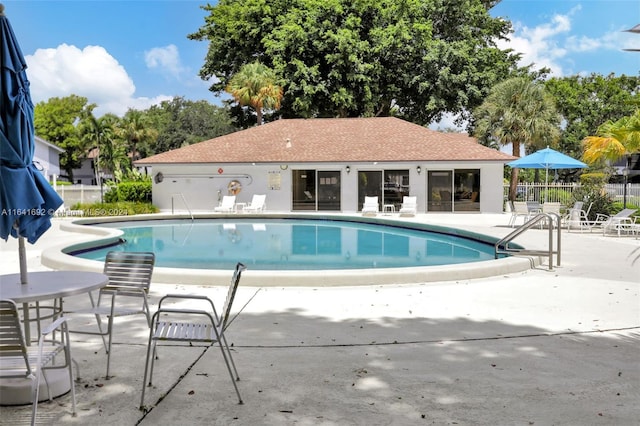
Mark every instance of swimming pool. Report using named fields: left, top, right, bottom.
left=47, top=214, right=531, bottom=286
left=70, top=218, right=499, bottom=270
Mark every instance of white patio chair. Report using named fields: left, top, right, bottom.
left=64, top=251, right=155, bottom=378
left=566, top=201, right=593, bottom=232
left=508, top=201, right=529, bottom=227
left=214, top=195, right=236, bottom=213
left=398, top=196, right=417, bottom=216
left=0, top=299, right=77, bottom=426
left=540, top=202, right=562, bottom=228
left=362, top=196, right=379, bottom=216
left=598, top=209, right=638, bottom=237
left=140, top=262, right=247, bottom=409
left=243, top=194, right=266, bottom=213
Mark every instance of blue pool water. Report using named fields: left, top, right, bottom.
left=71, top=218, right=498, bottom=270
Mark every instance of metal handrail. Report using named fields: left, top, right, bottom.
left=495, top=212, right=561, bottom=270
left=171, top=193, right=194, bottom=221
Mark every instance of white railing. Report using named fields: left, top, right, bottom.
left=503, top=183, right=640, bottom=206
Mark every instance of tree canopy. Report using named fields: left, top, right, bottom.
left=189, top=0, right=518, bottom=125
left=545, top=73, right=640, bottom=159
left=34, top=95, right=94, bottom=182
left=144, top=96, right=237, bottom=154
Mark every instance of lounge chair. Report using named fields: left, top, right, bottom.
left=399, top=196, right=417, bottom=217
left=243, top=194, right=266, bottom=213
left=362, top=196, right=379, bottom=216
left=214, top=195, right=236, bottom=213
left=597, top=209, right=638, bottom=237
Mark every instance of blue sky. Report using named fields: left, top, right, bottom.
left=2, top=0, right=639, bottom=118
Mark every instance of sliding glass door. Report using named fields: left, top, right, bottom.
left=292, top=169, right=341, bottom=211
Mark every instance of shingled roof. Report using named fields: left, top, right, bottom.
left=135, top=117, right=514, bottom=165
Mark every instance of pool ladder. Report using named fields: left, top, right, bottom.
left=171, top=193, right=194, bottom=221
left=495, top=212, right=561, bottom=270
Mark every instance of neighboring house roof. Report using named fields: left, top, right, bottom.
left=135, top=117, right=515, bottom=165
left=35, top=135, right=64, bottom=153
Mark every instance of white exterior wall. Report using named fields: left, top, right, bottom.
left=150, top=162, right=506, bottom=213
left=74, top=158, right=96, bottom=184
left=33, top=137, right=62, bottom=181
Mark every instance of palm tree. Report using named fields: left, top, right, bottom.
left=226, top=62, right=283, bottom=125
left=583, top=110, right=640, bottom=208
left=79, top=112, right=119, bottom=184
left=583, top=110, right=640, bottom=165
left=116, top=109, right=158, bottom=168
left=473, top=77, right=561, bottom=201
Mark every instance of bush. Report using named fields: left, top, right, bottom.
left=541, top=188, right=572, bottom=205
left=571, top=186, right=614, bottom=221
left=74, top=202, right=159, bottom=217
left=104, top=181, right=152, bottom=203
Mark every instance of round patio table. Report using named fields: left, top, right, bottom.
left=0, top=270, right=108, bottom=405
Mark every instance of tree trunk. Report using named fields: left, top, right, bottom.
left=509, top=141, right=521, bottom=201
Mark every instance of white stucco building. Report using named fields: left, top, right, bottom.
left=135, top=117, right=515, bottom=214
left=34, top=135, right=63, bottom=182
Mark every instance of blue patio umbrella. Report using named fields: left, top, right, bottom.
left=507, top=146, right=587, bottom=201
left=1, top=5, right=63, bottom=283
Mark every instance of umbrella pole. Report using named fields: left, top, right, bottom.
left=18, top=236, right=28, bottom=284
left=544, top=168, right=549, bottom=203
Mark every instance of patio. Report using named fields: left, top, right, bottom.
left=0, top=213, right=638, bottom=425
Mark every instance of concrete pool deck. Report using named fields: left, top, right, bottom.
left=0, top=212, right=638, bottom=425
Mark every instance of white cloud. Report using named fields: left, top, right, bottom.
left=144, top=44, right=186, bottom=78
left=26, top=44, right=170, bottom=116
left=497, top=12, right=573, bottom=76
left=497, top=4, right=638, bottom=78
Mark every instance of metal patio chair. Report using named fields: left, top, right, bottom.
left=0, top=299, right=77, bottom=426
left=64, top=251, right=155, bottom=378
left=140, top=262, right=247, bottom=409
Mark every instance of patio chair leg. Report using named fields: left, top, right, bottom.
left=217, top=340, right=243, bottom=404
left=221, top=334, right=240, bottom=381
left=105, top=315, right=114, bottom=379
left=140, top=328, right=156, bottom=410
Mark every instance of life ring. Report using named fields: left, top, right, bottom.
left=228, top=180, right=242, bottom=195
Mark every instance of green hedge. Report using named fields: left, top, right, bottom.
left=104, top=181, right=152, bottom=203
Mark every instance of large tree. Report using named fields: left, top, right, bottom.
left=545, top=73, right=640, bottom=158
left=144, top=96, right=236, bottom=154
left=34, top=95, right=94, bottom=182
left=472, top=77, right=561, bottom=201
left=189, top=0, right=518, bottom=125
